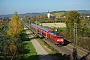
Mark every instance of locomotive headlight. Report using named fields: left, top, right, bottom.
left=61, top=39, right=64, bottom=42
left=57, top=39, right=60, bottom=41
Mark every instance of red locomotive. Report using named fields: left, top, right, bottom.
left=30, top=24, right=64, bottom=45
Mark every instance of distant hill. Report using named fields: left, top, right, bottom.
left=0, top=10, right=90, bottom=18
left=78, top=10, right=90, bottom=14
left=50, top=10, right=90, bottom=14
left=50, top=10, right=90, bottom=16
left=0, top=13, right=46, bottom=18
left=0, top=14, right=12, bottom=18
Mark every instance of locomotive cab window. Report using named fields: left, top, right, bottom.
left=57, top=36, right=63, bottom=38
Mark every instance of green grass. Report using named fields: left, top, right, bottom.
left=20, top=41, right=39, bottom=60
left=0, top=26, right=3, bottom=29
left=20, top=30, right=30, bottom=41
left=51, top=12, right=65, bottom=16
left=16, top=30, right=39, bottom=60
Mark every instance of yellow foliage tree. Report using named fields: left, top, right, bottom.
left=7, top=12, right=23, bottom=37
left=7, top=12, right=23, bottom=59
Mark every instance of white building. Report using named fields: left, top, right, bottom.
left=47, top=10, right=50, bottom=19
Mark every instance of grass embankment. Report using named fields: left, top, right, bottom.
left=18, top=30, right=39, bottom=60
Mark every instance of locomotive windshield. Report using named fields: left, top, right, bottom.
left=57, top=36, right=63, bottom=38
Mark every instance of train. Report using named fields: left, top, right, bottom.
left=30, top=23, right=64, bottom=46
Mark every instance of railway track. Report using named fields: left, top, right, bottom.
left=42, top=38, right=90, bottom=60
left=24, top=24, right=90, bottom=60
left=65, top=43, right=90, bottom=60
left=42, top=38, right=73, bottom=59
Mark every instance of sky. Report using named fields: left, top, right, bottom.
left=0, top=0, right=90, bottom=15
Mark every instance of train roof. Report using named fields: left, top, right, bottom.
left=31, top=24, right=52, bottom=31
left=42, top=27, right=50, bottom=31
left=32, top=24, right=42, bottom=27
left=49, top=32, right=63, bottom=37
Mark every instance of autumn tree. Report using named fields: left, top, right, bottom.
left=65, top=10, right=82, bottom=41
left=7, top=12, right=23, bottom=60
left=7, top=12, right=23, bottom=37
